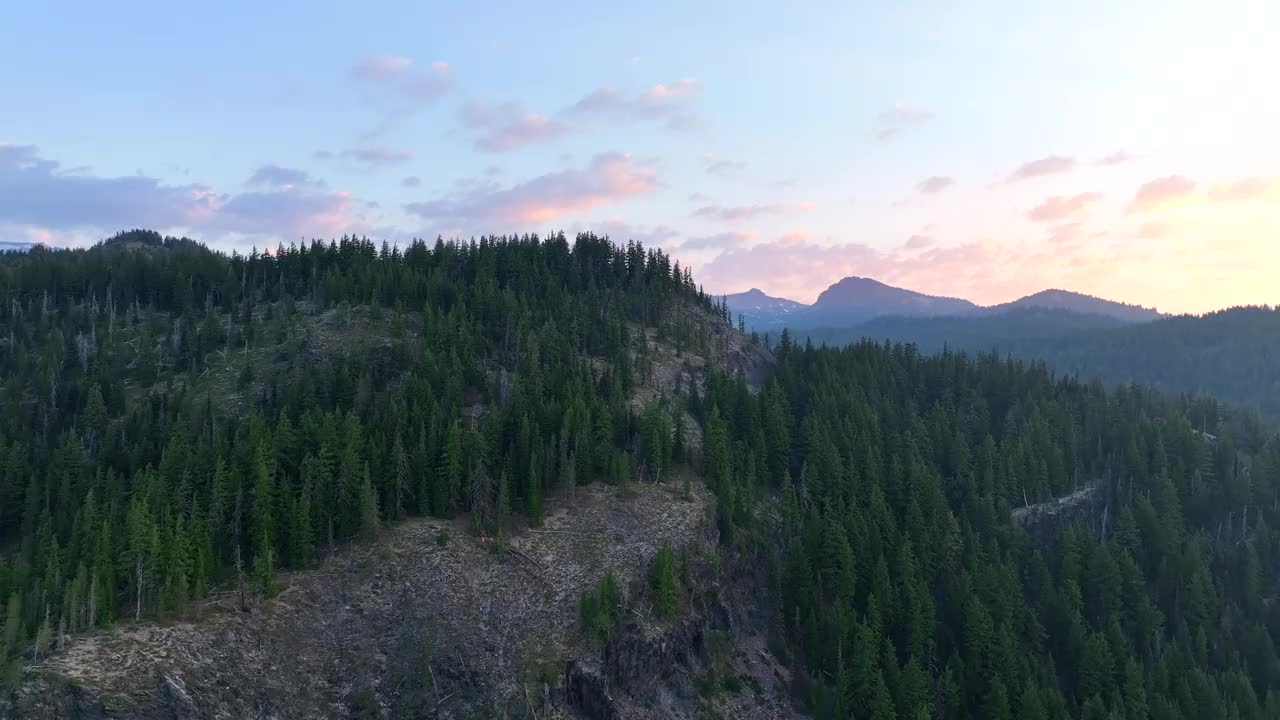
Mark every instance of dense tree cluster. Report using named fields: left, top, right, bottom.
left=800, top=305, right=1280, bottom=421
left=0, top=230, right=720, bottom=685
left=695, top=338, right=1280, bottom=719
left=3, top=230, right=1278, bottom=720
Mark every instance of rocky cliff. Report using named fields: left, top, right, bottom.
left=4, top=479, right=797, bottom=719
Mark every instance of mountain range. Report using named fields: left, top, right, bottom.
left=726, top=277, right=1161, bottom=330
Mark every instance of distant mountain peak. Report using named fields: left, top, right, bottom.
left=994, top=288, right=1160, bottom=322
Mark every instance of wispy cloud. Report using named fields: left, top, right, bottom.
left=691, top=201, right=815, bottom=223
left=567, top=79, right=700, bottom=131
left=1008, top=155, right=1077, bottom=182
left=874, top=102, right=934, bottom=141
left=1026, top=192, right=1103, bottom=222
left=314, top=147, right=415, bottom=169
left=1208, top=176, right=1278, bottom=202
left=916, top=175, right=954, bottom=194
left=401, top=176, right=421, bottom=188
left=247, top=165, right=319, bottom=188
left=460, top=101, right=570, bottom=153
left=583, top=220, right=681, bottom=249
left=349, top=55, right=453, bottom=137
left=1129, top=175, right=1195, bottom=212
left=1094, top=150, right=1134, bottom=166
left=905, top=233, right=935, bottom=249
left=677, top=230, right=756, bottom=251
left=350, top=55, right=452, bottom=103
left=703, top=153, right=748, bottom=179
left=404, top=152, right=658, bottom=231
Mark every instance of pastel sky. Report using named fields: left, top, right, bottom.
left=3, top=1, right=1279, bottom=314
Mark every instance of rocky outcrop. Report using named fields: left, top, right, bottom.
left=3, top=483, right=721, bottom=720
left=1012, top=483, right=1107, bottom=545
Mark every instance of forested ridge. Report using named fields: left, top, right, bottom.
left=1, top=230, right=1279, bottom=720
left=796, top=305, right=1280, bottom=421
left=0, top=229, right=719, bottom=686
left=697, top=334, right=1280, bottom=719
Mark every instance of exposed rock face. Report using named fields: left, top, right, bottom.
left=1011, top=483, right=1107, bottom=546
left=3, top=484, right=734, bottom=719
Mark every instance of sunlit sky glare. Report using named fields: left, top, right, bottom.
left=2, top=1, right=1278, bottom=313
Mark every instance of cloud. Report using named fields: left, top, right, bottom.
left=1095, top=150, right=1134, bottom=166
left=350, top=55, right=452, bottom=103
left=0, top=143, right=364, bottom=243
left=584, top=220, right=681, bottom=249
left=874, top=102, right=934, bottom=141
left=677, top=231, right=756, bottom=252
left=688, top=191, right=715, bottom=202
left=916, top=176, right=954, bottom=194
left=1008, top=155, right=1077, bottom=182
left=315, top=147, right=415, bottom=169
left=703, top=153, right=747, bottom=179
left=1026, top=192, right=1103, bottom=222
left=0, top=143, right=213, bottom=230
left=691, top=201, right=815, bottom=223
left=905, top=233, right=935, bottom=249
left=207, top=188, right=362, bottom=239
left=696, top=231, right=1118, bottom=306
left=567, top=79, right=699, bottom=131
left=1208, top=176, right=1278, bottom=202
left=401, top=176, right=421, bottom=188
left=247, top=165, right=317, bottom=188
left=460, top=101, right=570, bottom=152
left=1046, top=222, right=1085, bottom=244
left=1139, top=221, right=1173, bottom=238
left=1129, top=175, right=1196, bottom=212
left=404, top=152, right=658, bottom=231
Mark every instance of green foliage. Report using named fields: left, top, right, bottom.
left=651, top=541, right=680, bottom=618
left=695, top=337, right=1280, bottom=720
left=579, top=570, right=622, bottom=648
left=0, top=231, right=715, bottom=685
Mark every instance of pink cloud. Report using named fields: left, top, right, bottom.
left=1208, top=176, right=1278, bottom=202
left=1046, top=222, right=1085, bottom=244
left=905, top=233, right=935, bottom=249
left=1129, top=175, right=1196, bottom=212
left=1008, top=155, right=1077, bottom=182
left=1026, top=192, right=1103, bottom=222
left=1139, top=221, right=1173, bottom=238
left=917, top=176, right=954, bottom=194
left=568, top=79, right=700, bottom=131
left=404, top=152, right=658, bottom=229
left=350, top=55, right=452, bottom=102
left=1095, top=150, right=1135, bottom=166
left=696, top=231, right=1139, bottom=306
left=460, top=101, right=570, bottom=152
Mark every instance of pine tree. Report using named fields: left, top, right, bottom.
left=652, top=541, right=678, bottom=617
left=527, top=457, right=543, bottom=528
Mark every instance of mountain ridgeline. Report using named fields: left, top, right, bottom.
left=728, top=279, right=1280, bottom=421
left=1, top=230, right=1279, bottom=720
left=726, top=281, right=1160, bottom=331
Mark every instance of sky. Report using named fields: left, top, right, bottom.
left=2, top=1, right=1278, bottom=314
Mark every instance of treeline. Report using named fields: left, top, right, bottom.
left=0, top=230, right=718, bottom=685
left=693, top=337, right=1280, bottom=719
left=797, top=305, right=1280, bottom=421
